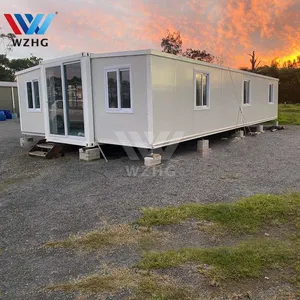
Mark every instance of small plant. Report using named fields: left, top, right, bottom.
left=137, top=193, right=300, bottom=234
left=45, top=224, right=166, bottom=251
left=138, top=238, right=296, bottom=282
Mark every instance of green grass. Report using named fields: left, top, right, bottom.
left=46, top=192, right=300, bottom=298
left=136, top=193, right=300, bottom=234
left=138, top=238, right=296, bottom=281
left=278, top=104, right=300, bottom=125
left=45, top=224, right=165, bottom=251
left=47, top=268, right=196, bottom=300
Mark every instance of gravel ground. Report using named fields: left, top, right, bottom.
left=1, top=119, right=300, bottom=300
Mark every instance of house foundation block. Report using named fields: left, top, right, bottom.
left=235, top=130, right=245, bottom=138
left=79, top=147, right=100, bottom=161
left=257, top=124, right=264, bottom=133
left=20, top=136, right=34, bottom=147
left=144, top=154, right=162, bottom=167
left=197, top=139, right=210, bottom=152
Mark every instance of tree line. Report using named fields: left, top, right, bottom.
left=161, top=30, right=300, bottom=104
left=1, top=29, right=299, bottom=104
left=0, top=32, right=42, bottom=81
left=241, top=51, right=300, bottom=104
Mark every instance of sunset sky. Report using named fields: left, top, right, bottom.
left=1, top=0, right=300, bottom=68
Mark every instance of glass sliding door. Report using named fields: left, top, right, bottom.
left=45, top=61, right=85, bottom=139
left=64, top=62, right=84, bottom=136
left=46, top=66, right=65, bottom=135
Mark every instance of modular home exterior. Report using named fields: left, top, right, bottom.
left=16, top=50, right=278, bottom=149
left=0, top=81, right=19, bottom=116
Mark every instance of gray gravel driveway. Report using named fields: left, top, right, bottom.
left=1, top=119, right=300, bottom=299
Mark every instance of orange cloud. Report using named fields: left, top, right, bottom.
left=2, top=0, right=299, bottom=68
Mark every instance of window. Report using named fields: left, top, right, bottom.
left=26, top=80, right=40, bottom=110
left=268, top=83, right=274, bottom=104
left=26, top=82, right=33, bottom=109
left=243, top=80, right=250, bottom=105
left=105, top=67, right=132, bottom=112
left=195, top=72, right=209, bottom=108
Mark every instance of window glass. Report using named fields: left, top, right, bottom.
left=196, top=73, right=203, bottom=107
left=120, top=69, right=131, bottom=108
left=195, top=73, right=209, bottom=107
left=243, top=80, right=250, bottom=104
left=46, top=66, right=65, bottom=135
left=269, top=84, right=274, bottom=103
left=27, top=82, right=33, bottom=109
left=203, top=74, right=207, bottom=106
left=107, top=71, right=118, bottom=108
left=64, top=62, right=84, bottom=136
left=33, top=81, right=40, bottom=109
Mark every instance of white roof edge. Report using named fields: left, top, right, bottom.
left=148, top=50, right=279, bottom=81
left=15, top=65, right=41, bottom=76
left=91, top=49, right=278, bottom=81
left=0, top=81, right=17, bottom=87
left=15, top=53, right=87, bottom=76
left=40, top=52, right=88, bottom=65
left=90, top=49, right=151, bottom=59
left=15, top=49, right=279, bottom=81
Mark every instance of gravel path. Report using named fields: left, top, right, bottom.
left=1, top=119, right=300, bottom=300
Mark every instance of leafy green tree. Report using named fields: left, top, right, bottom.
left=0, top=30, right=42, bottom=81
left=160, top=30, right=221, bottom=64
left=161, top=30, right=182, bottom=55
left=0, top=54, right=14, bottom=81
left=9, top=55, right=42, bottom=73
left=241, top=55, right=300, bottom=104
left=183, top=48, right=215, bottom=63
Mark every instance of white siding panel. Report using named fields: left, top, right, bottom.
left=151, top=55, right=278, bottom=148
left=91, top=55, right=149, bottom=148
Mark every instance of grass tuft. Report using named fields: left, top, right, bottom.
left=47, top=268, right=138, bottom=294
left=137, top=193, right=300, bottom=234
left=47, top=268, right=196, bottom=300
left=138, top=238, right=296, bottom=282
left=45, top=224, right=165, bottom=251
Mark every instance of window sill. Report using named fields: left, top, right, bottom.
left=27, top=109, right=42, bottom=112
left=194, top=106, right=210, bottom=111
left=242, top=103, right=251, bottom=107
left=268, top=102, right=274, bottom=105
left=106, top=109, right=134, bottom=114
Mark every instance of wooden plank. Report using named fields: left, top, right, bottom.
left=36, top=143, right=55, bottom=149
left=29, top=151, right=47, bottom=157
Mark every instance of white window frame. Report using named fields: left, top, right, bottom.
left=194, top=70, right=210, bottom=110
left=268, top=83, right=274, bottom=104
left=104, top=65, right=133, bottom=113
left=25, top=79, right=41, bottom=112
left=243, top=79, right=251, bottom=106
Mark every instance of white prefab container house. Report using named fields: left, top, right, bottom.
left=16, top=50, right=278, bottom=149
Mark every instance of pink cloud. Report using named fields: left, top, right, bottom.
left=1, top=0, right=299, bottom=68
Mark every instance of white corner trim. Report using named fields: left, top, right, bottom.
left=17, top=79, right=23, bottom=131
left=81, top=55, right=95, bottom=146
left=146, top=54, right=154, bottom=146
